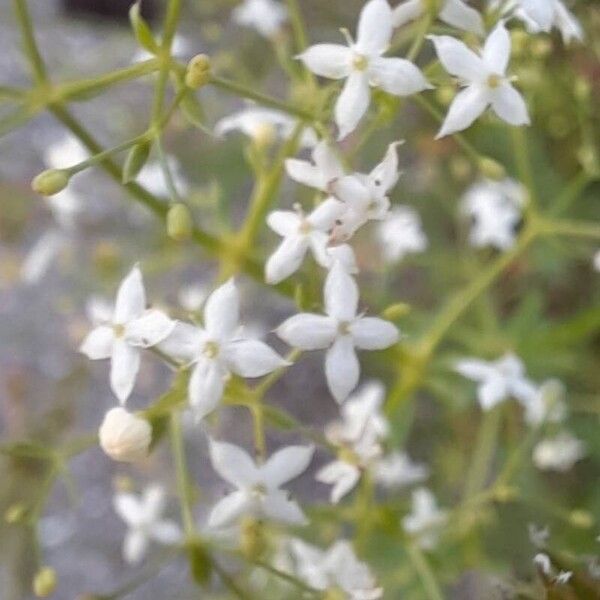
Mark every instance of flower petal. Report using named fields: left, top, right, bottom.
left=123, top=530, right=148, bottom=564
left=110, top=339, right=140, bottom=403
left=316, top=460, right=361, bottom=503
left=158, top=322, right=205, bottom=363
left=428, top=35, right=485, bottom=81
left=520, top=0, right=554, bottom=31
left=436, top=85, right=489, bottom=138
left=330, top=175, right=371, bottom=206
left=224, top=339, right=288, bottom=377
left=324, top=261, right=358, bottom=321
left=261, top=445, right=314, bottom=488
left=262, top=490, right=307, bottom=525
left=204, top=278, right=239, bottom=340
left=482, top=21, right=511, bottom=74
left=114, top=493, right=142, bottom=526
left=277, top=314, right=337, bottom=349
left=125, top=310, right=175, bottom=347
left=455, top=358, right=495, bottom=382
left=369, top=141, right=402, bottom=192
left=478, top=376, right=507, bottom=410
left=335, top=71, right=371, bottom=139
left=209, top=438, right=260, bottom=487
left=149, top=521, right=182, bottom=545
left=312, top=141, right=345, bottom=182
left=188, top=358, right=225, bottom=420
left=80, top=326, right=114, bottom=360
left=308, top=197, right=346, bottom=230
left=490, top=83, right=530, bottom=126
left=356, top=0, right=393, bottom=56
left=392, top=0, right=423, bottom=28
left=369, top=57, right=431, bottom=96
left=325, top=336, right=360, bottom=402
left=267, top=210, right=301, bottom=237
left=265, top=236, right=309, bottom=284
left=207, top=490, right=251, bottom=529
left=114, top=265, right=146, bottom=324
left=284, top=158, right=323, bottom=190
left=440, top=0, right=484, bottom=36
left=350, top=317, right=399, bottom=349
left=298, top=44, right=351, bottom=79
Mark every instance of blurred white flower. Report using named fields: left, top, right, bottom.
left=159, top=279, right=287, bottom=420
left=522, top=378, right=567, bottom=426
left=232, top=0, right=288, bottom=38
left=45, top=188, right=83, bottom=231
left=215, top=106, right=318, bottom=147
left=178, top=282, right=209, bottom=312
left=285, top=140, right=345, bottom=192
left=99, top=407, right=151, bottom=463
left=288, top=538, right=383, bottom=599
left=376, top=205, right=428, bottom=262
left=43, top=134, right=88, bottom=170
left=20, top=230, right=68, bottom=285
left=80, top=266, right=175, bottom=402
left=136, top=157, right=189, bottom=198
left=455, top=352, right=538, bottom=411
left=429, top=21, right=530, bottom=137
left=298, top=0, right=431, bottom=139
left=277, top=262, right=399, bottom=402
left=207, top=439, right=313, bottom=528
left=461, top=178, right=526, bottom=250
left=534, top=552, right=573, bottom=585
left=114, top=485, right=181, bottom=564
left=374, top=451, right=429, bottom=489
left=393, top=0, right=484, bottom=36
left=402, top=487, right=448, bottom=550
left=533, top=432, right=585, bottom=472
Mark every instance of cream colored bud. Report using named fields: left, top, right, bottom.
left=435, top=85, right=455, bottom=107
left=185, top=54, right=211, bottom=89
left=99, top=407, right=151, bottom=463
left=569, top=510, right=594, bottom=529
left=477, top=157, right=506, bottom=181
left=32, top=169, right=69, bottom=196
left=5, top=503, right=27, bottom=524
left=33, top=567, right=57, bottom=598
left=167, top=203, right=194, bottom=241
left=252, top=123, right=276, bottom=149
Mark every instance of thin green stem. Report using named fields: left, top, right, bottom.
left=406, top=13, right=433, bottom=62
left=542, top=217, right=600, bottom=240
left=549, top=171, right=592, bottom=217
left=249, top=558, right=320, bottom=595
left=405, top=540, right=445, bottom=600
left=155, top=135, right=182, bottom=202
left=169, top=412, right=195, bottom=538
left=12, top=0, right=48, bottom=84
left=511, top=127, right=537, bottom=208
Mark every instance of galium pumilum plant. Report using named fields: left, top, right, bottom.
left=2, top=0, right=600, bottom=598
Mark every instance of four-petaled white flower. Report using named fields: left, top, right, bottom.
left=429, top=21, right=529, bottom=138
left=330, top=141, right=403, bottom=241
left=159, top=279, right=288, bottom=421
left=207, top=439, right=313, bottom=528
left=455, top=352, right=538, bottom=411
left=402, top=487, right=448, bottom=550
left=114, top=485, right=181, bottom=564
left=533, top=431, right=586, bottom=472
left=298, top=0, right=431, bottom=139
left=288, top=538, right=383, bottom=599
left=374, top=451, right=429, bottom=489
left=277, top=262, right=399, bottom=402
left=393, top=0, right=484, bottom=36
left=376, top=205, right=428, bottom=262
left=80, top=266, right=175, bottom=403
left=232, top=0, right=288, bottom=38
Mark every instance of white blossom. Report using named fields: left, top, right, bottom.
left=534, top=553, right=573, bottom=585
left=285, top=140, right=345, bottom=193
left=207, top=439, right=313, bottom=528
left=402, top=487, right=448, bottom=550
left=393, top=0, right=484, bottom=36
left=99, top=407, right=151, bottom=463
left=159, top=279, right=288, bottom=420
left=277, top=262, right=399, bottom=402
left=232, top=0, right=288, bottom=38
left=298, top=0, right=431, bottom=139
left=533, top=432, right=585, bottom=472
left=374, top=451, right=429, bottom=489
left=114, top=485, right=181, bottom=563
left=79, top=266, right=175, bottom=403
left=429, top=21, right=530, bottom=138
left=376, top=205, right=428, bottom=262
left=20, top=230, right=68, bottom=285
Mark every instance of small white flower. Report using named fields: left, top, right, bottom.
left=455, top=352, right=537, bottom=411
left=159, top=279, right=288, bottom=420
left=232, top=0, right=288, bottom=38
left=288, top=538, right=383, bottom=599
left=207, top=439, right=313, bottom=528
left=374, top=451, right=429, bottom=489
left=20, top=230, right=68, bottom=285
left=99, top=407, right=151, bottom=463
left=461, top=178, right=526, bottom=250
left=215, top=106, right=318, bottom=147
left=277, top=262, right=399, bottom=402
left=114, top=485, right=181, bottom=564
left=79, top=266, right=175, bottom=403
left=330, top=141, right=403, bottom=241
left=298, top=0, right=431, bottom=139
left=429, top=21, right=530, bottom=138
left=43, top=134, right=88, bottom=170
left=522, top=378, right=567, bottom=426
left=528, top=523, right=550, bottom=548
left=402, top=487, right=448, bottom=550
left=533, top=432, right=585, bottom=472
left=285, top=140, right=346, bottom=193
left=393, top=0, right=484, bottom=36
left=376, top=205, right=428, bottom=262
left=178, top=283, right=209, bottom=313
left=136, top=157, right=189, bottom=198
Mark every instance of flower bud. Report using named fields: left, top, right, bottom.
left=33, top=567, right=57, bottom=598
left=31, top=169, right=69, bottom=196
left=185, top=54, right=211, bottom=89
left=5, top=503, right=27, bottom=524
left=569, top=510, right=594, bottom=529
left=381, top=302, right=411, bottom=321
left=252, top=123, right=276, bottom=149
left=167, top=203, right=194, bottom=241
left=435, top=85, right=455, bottom=107
left=99, top=407, right=151, bottom=463
left=477, top=157, right=506, bottom=181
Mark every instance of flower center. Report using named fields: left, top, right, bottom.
left=338, top=321, right=351, bottom=335
left=250, top=483, right=267, bottom=500
left=113, top=323, right=126, bottom=338
left=324, top=587, right=347, bottom=600
left=352, top=53, right=369, bottom=71
left=298, top=219, right=313, bottom=235
left=487, top=73, right=503, bottom=89
left=338, top=446, right=360, bottom=466
left=203, top=340, right=220, bottom=359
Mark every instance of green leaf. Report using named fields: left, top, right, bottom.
left=180, top=92, right=213, bottom=135
left=122, top=140, right=151, bottom=184
left=187, top=540, right=212, bottom=586
left=129, top=2, right=159, bottom=54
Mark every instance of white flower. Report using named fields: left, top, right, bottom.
left=265, top=200, right=346, bottom=284
left=461, top=178, right=526, bottom=250
left=20, top=230, right=68, bottom=285
left=114, top=485, right=181, bottom=564
left=429, top=21, right=530, bottom=138
left=393, top=0, right=484, bottom=36
left=207, top=439, right=313, bottom=528
left=522, top=378, right=567, bottom=426
left=136, top=157, right=189, bottom=198
left=374, top=451, right=429, bottom=489
left=455, top=352, right=537, bottom=411
left=288, top=538, right=383, bottom=599
left=45, top=188, right=83, bottom=231
left=330, top=141, right=403, bottom=241
left=298, top=0, right=431, bottom=139
left=99, top=407, right=151, bottom=463
left=285, top=140, right=345, bottom=193
left=277, top=262, right=399, bottom=402
left=533, top=432, right=585, bottom=472
left=215, top=106, right=318, bottom=147
left=402, top=487, right=448, bottom=550
left=232, top=0, right=288, bottom=38
left=376, top=205, right=428, bottom=262
left=159, top=279, right=288, bottom=420
left=534, top=553, right=573, bottom=585
left=79, top=266, right=175, bottom=403
left=178, top=283, right=209, bottom=312
left=43, top=134, right=88, bottom=170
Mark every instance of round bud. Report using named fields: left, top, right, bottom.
left=99, top=407, right=151, bottom=463
left=167, top=203, right=194, bottom=241
left=435, top=85, right=455, bottom=107
left=252, top=123, right=276, bottom=149
left=33, top=567, right=57, bottom=598
left=381, top=303, right=411, bottom=321
left=569, top=510, right=594, bottom=529
left=31, top=169, right=69, bottom=196
left=477, top=157, right=506, bottom=181
left=185, top=54, right=211, bottom=89
left=5, top=503, right=27, bottom=524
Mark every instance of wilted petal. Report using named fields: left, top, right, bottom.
left=436, top=85, right=489, bottom=138
left=392, top=0, right=423, bottom=28
left=324, top=261, right=359, bottom=321
left=350, top=317, right=399, bottom=349
left=325, top=336, right=360, bottom=402
left=80, top=326, right=114, bottom=360
left=267, top=210, right=301, bottom=237
left=298, top=44, right=351, bottom=79
left=123, top=530, right=148, bottom=564
left=369, top=57, right=431, bottom=96
left=224, top=339, right=288, bottom=377
left=369, top=141, right=402, bottom=192
left=490, top=83, right=530, bottom=126
left=261, top=445, right=314, bottom=487
left=428, top=35, right=485, bottom=81
left=316, top=460, right=361, bottom=503
left=188, top=358, right=225, bottom=420
left=114, top=265, right=146, bottom=324
left=207, top=490, right=251, bottom=528
left=277, top=314, right=337, bottom=349
left=262, top=490, right=307, bottom=524
left=356, top=0, right=393, bottom=56
left=482, top=21, right=511, bottom=74
left=265, top=236, right=309, bottom=284
left=204, top=278, right=240, bottom=340
left=125, top=310, right=175, bottom=347
left=110, top=339, right=140, bottom=403
left=440, top=0, right=484, bottom=36
left=335, top=71, right=370, bottom=139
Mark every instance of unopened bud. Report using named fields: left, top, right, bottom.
left=5, top=503, right=27, bottom=524
left=435, top=85, right=455, bottom=107
left=167, top=203, right=194, bottom=241
left=450, top=156, right=472, bottom=182
left=252, top=123, right=276, bottom=149
left=569, top=510, right=594, bottom=529
left=99, top=407, right=151, bottom=463
left=185, top=54, right=211, bottom=89
left=478, top=157, right=506, bottom=181
left=510, top=30, right=529, bottom=56
left=32, top=169, right=69, bottom=196
left=382, top=303, right=411, bottom=321
left=33, top=567, right=57, bottom=598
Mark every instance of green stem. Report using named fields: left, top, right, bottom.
left=155, top=134, right=182, bottom=202
left=406, top=13, right=433, bottom=62
left=169, top=412, right=195, bottom=538
left=405, top=541, right=445, bottom=600
left=542, top=217, right=600, bottom=240
left=249, top=558, right=320, bottom=595
left=549, top=171, right=591, bottom=217
left=12, top=0, right=47, bottom=84
left=511, top=127, right=537, bottom=207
